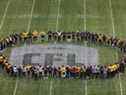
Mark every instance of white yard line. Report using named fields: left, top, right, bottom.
left=13, top=78, right=18, bottom=95
left=108, top=0, right=123, bottom=95
left=83, top=0, right=88, bottom=94
left=84, top=43, right=88, bottom=95
left=50, top=0, right=61, bottom=93
left=27, top=0, right=36, bottom=32
left=116, top=49, right=123, bottom=95
left=84, top=0, right=87, bottom=31
left=84, top=0, right=88, bottom=94
left=38, top=79, right=42, bottom=95
left=5, top=14, right=102, bottom=19
left=119, top=73, right=123, bottom=95
left=85, top=80, right=88, bottom=95
left=0, top=0, right=11, bottom=31
left=55, top=0, right=61, bottom=32
left=50, top=80, right=53, bottom=95
left=109, top=0, right=115, bottom=38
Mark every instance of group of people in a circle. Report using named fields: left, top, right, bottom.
left=0, top=54, right=125, bottom=80
left=0, top=30, right=126, bottom=52
left=0, top=30, right=126, bottom=79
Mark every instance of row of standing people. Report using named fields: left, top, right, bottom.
left=5, top=63, right=125, bottom=80
left=0, top=54, right=125, bottom=80
left=0, top=31, right=126, bottom=52
left=47, top=31, right=126, bottom=52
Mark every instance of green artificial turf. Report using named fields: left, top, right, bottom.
left=0, top=0, right=126, bottom=95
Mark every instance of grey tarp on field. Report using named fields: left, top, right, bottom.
left=9, top=44, right=99, bottom=67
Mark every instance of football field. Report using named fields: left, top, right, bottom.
left=0, top=0, right=126, bottom=95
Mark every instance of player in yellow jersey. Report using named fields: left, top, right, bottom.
left=40, top=31, right=47, bottom=41
left=97, top=34, right=104, bottom=44
left=32, top=30, right=39, bottom=40
left=60, top=65, right=66, bottom=78
left=20, top=31, right=30, bottom=42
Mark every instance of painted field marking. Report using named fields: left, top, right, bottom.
left=109, top=0, right=115, bottom=37
left=50, top=0, right=62, bottom=94
left=27, top=0, right=36, bottom=32
left=0, top=0, right=11, bottom=31
left=38, top=79, right=42, bottom=95
left=83, top=0, right=88, bottom=94
left=108, top=0, right=123, bottom=95
left=119, top=73, right=123, bottom=95
left=55, top=0, right=61, bottom=32
left=84, top=41, right=88, bottom=95
left=84, top=0, right=87, bottom=31
left=84, top=80, right=88, bottom=95
left=50, top=80, right=53, bottom=95
left=4, top=14, right=103, bottom=20
left=13, top=78, right=18, bottom=95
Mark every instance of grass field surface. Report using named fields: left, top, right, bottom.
left=0, top=0, right=126, bottom=95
